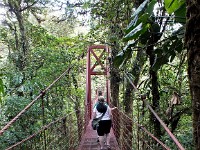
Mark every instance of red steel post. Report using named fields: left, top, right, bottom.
left=86, top=45, right=110, bottom=119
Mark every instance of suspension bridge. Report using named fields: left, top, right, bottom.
left=0, top=45, right=185, bottom=150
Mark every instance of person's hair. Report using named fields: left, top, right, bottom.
left=97, top=96, right=107, bottom=113
left=97, top=102, right=107, bottom=113
left=98, top=91, right=102, bottom=96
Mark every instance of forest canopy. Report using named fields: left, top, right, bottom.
left=0, top=0, right=199, bottom=150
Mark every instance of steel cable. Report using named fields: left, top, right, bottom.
left=124, top=73, right=185, bottom=150
left=0, top=66, right=72, bottom=136
left=111, top=106, right=170, bottom=150
left=6, top=109, right=85, bottom=150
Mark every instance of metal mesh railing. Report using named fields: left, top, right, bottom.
left=5, top=110, right=86, bottom=150
left=111, top=107, right=170, bottom=150
left=0, top=64, right=90, bottom=150
left=109, top=73, right=185, bottom=150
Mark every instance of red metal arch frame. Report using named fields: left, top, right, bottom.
left=86, top=45, right=110, bottom=119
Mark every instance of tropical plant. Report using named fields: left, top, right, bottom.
left=114, top=0, right=191, bottom=148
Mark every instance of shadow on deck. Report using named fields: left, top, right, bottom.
left=78, top=120, right=119, bottom=150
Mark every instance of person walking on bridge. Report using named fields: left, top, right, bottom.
left=93, top=96, right=112, bottom=150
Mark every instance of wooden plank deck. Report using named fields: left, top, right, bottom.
left=78, top=120, right=120, bottom=150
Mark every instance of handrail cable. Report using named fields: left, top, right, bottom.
left=6, top=115, right=69, bottom=150
left=0, top=66, right=72, bottom=136
left=6, top=107, right=84, bottom=150
left=5, top=102, right=86, bottom=150
left=112, top=105, right=170, bottom=150
left=124, top=73, right=185, bottom=150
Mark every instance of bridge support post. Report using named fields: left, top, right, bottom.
left=86, top=45, right=110, bottom=119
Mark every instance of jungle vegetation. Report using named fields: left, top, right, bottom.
left=0, top=0, right=199, bottom=149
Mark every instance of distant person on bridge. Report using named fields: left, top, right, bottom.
left=93, top=96, right=112, bottom=150
left=94, top=90, right=103, bottom=105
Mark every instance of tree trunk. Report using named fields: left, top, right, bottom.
left=8, top=0, right=29, bottom=72
left=123, top=0, right=146, bottom=117
left=72, top=75, right=83, bottom=141
left=147, top=41, right=161, bottom=139
left=124, top=49, right=146, bottom=117
left=7, top=1, right=29, bottom=88
left=185, top=1, right=200, bottom=149
left=15, top=11, right=28, bottom=72
left=110, top=41, right=120, bottom=107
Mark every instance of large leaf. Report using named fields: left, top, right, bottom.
left=124, top=16, right=150, bottom=42
left=131, top=0, right=149, bottom=18
left=116, top=0, right=157, bottom=67
left=125, top=0, right=157, bottom=40
left=125, top=0, right=156, bottom=40
left=171, top=37, right=183, bottom=55
left=126, top=13, right=149, bottom=34
left=172, top=26, right=185, bottom=37
left=127, top=0, right=156, bottom=34
left=152, top=57, right=168, bottom=71
left=174, top=3, right=186, bottom=24
left=114, top=40, right=137, bottom=67
left=124, top=23, right=143, bottom=41
left=114, top=51, right=126, bottom=67
left=114, top=49, right=132, bottom=67
left=126, top=15, right=139, bottom=33
left=164, top=0, right=185, bottom=14
left=152, top=32, right=184, bottom=71
left=145, top=0, right=157, bottom=15
left=138, top=22, right=151, bottom=44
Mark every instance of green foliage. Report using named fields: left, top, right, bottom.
left=125, top=0, right=157, bottom=40
left=114, top=0, right=191, bottom=149
left=164, top=0, right=186, bottom=24
left=161, top=115, right=193, bottom=149
left=0, top=1, right=88, bottom=147
left=153, top=27, right=184, bottom=71
left=113, top=40, right=137, bottom=67
left=0, top=95, right=42, bottom=149
left=0, top=74, right=4, bottom=104
left=0, top=0, right=192, bottom=149
left=114, top=0, right=156, bottom=67
left=174, top=3, right=186, bottom=24
left=115, top=0, right=186, bottom=71
left=0, top=33, right=87, bottom=146
left=164, top=0, right=185, bottom=15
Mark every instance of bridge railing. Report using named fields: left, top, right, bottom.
left=110, top=73, right=185, bottom=150
left=111, top=106, right=170, bottom=150
left=0, top=65, right=89, bottom=150
left=5, top=110, right=85, bottom=150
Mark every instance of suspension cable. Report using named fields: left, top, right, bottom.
left=111, top=104, right=170, bottom=150
left=6, top=115, right=67, bottom=150
left=124, top=73, right=185, bottom=150
left=5, top=110, right=81, bottom=150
